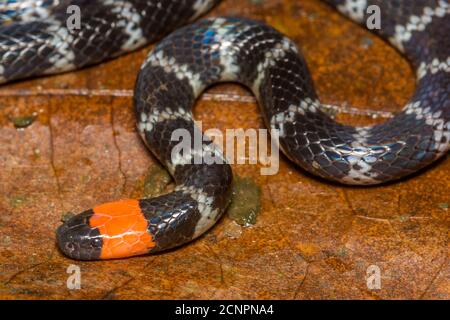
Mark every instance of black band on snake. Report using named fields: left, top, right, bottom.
left=0, top=0, right=448, bottom=260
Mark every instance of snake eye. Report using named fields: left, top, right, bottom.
left=91, top=237, right=102, bottom=248
left=65, top=242, right=75, bottom=252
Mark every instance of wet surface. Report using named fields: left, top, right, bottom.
left=227, top=176, right=261, bottom=227
left=0, top=0, right=448, bottom=299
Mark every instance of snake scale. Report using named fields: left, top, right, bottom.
left=0, top=0, right=448, bottom=260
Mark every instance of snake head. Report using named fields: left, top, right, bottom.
left=56, top=210, right=103, bottom=260
left=56, top=200, right=156, bottom=260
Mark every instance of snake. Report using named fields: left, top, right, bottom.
left=0, top=0, right=448, bottom=260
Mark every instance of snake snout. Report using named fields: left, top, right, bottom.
left=56, top=210, right=102, bottom=260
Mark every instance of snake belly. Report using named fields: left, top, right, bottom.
left=0, top=1, right=448, bottom=260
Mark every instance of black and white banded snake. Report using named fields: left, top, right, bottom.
left=0, top=0, right=448, bottom=260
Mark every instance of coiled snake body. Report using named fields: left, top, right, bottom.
left=1, top=0, right=448, bottom=260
